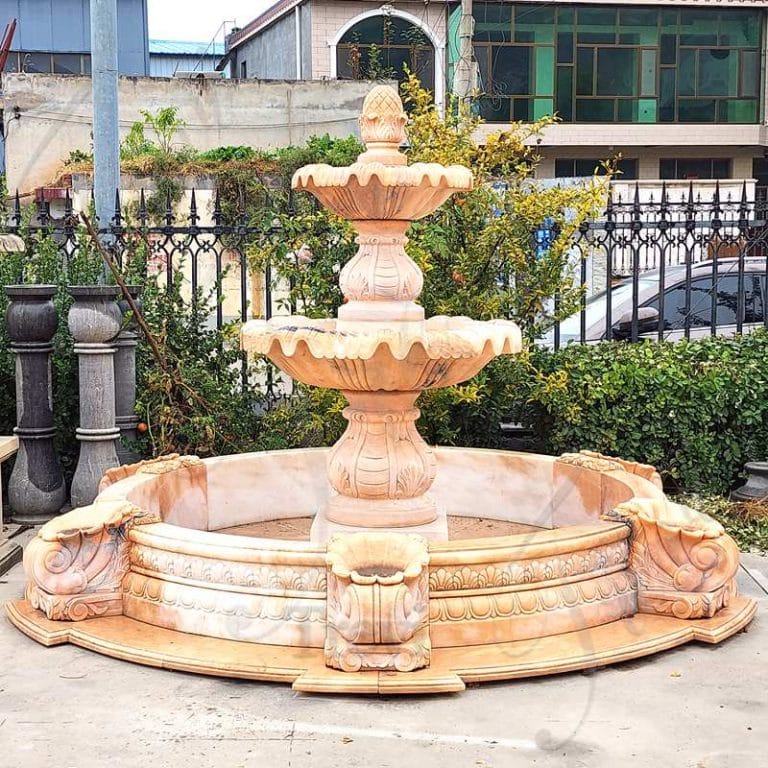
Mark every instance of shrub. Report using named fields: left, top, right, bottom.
left=197, top=145, right=257, bottom=163
left=518, top=333, right=768, bottom=494
left=132, top=264, right=269, bottom=458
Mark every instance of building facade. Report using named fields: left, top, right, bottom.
left=0, top=0, right=150, bottom=76
left=465, top=1, right=768, bottom=187
left=149, top=40, right=225, bottom=78
left=227, top=1, right=448, bottom=107
left=227, top=0, right=768, bottom=189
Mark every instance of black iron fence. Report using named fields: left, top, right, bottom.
left=8, top=182, right=768, bottom=355
left=557, top=183, right=768, bottom=348
left=7, top=189, right=281, bottom=330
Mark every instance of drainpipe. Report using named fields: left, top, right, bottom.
left=295, top=5, right=302, bottom=79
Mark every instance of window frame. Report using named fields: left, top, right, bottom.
left=470, top=3, right=763, bottom=124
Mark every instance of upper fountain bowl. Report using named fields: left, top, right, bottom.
left=292, top=162, right=473, bottom=222
left=291, top=85, right=473, bottom=222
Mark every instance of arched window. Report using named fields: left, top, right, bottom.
left=336, top=15, right=435, bottom=93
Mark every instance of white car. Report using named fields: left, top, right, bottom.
left=543, top=257, right=767, bottom=346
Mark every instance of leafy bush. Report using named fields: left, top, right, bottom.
left=519, top=333, right=768, bottom=494
left=197, top=145, right=257, bottom=163
left=415, top=333, right=768, bottom=495
left=132, top=264, right=269, bottom=457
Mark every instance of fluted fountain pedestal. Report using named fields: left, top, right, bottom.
left=311, top=390, right=445, bottom=541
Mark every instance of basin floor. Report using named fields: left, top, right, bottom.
left=1, top=526, right=766, bottom=768
left=218, top=515, right=543, bottom=541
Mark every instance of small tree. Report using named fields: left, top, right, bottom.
left=401, top=72, right=609, bottom=337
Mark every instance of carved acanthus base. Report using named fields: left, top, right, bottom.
left=325, top=533, right=430, bottom=672
left=326, top=391, right=437, bottom=528
left=23, top=499, right=158, bottom=621
left=605, top=497, right=740, bottom=620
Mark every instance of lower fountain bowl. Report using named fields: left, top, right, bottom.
left=9, top=447, right=756, bottom=694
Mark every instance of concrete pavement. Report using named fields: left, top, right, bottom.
left=1, top=544, right=766, bottom=768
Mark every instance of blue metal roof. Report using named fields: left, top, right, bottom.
left=149, top=39, right=225, bottom=56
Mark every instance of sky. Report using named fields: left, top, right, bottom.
left=147, top=0, right=273, bottom=42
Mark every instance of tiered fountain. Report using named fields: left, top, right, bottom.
left=8, top=87, right=755, bottom=694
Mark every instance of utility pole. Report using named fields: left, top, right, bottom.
left=90, top=0, right=120, bottom=281
left=453, top=0, right=477, bottom=102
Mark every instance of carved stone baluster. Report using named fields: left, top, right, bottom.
left=114, top=286, right=141, bottom=464
left=68, top=286, right=123, bottom=508
left=5, top=285, right=67, bottom=523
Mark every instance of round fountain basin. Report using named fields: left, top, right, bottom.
left=10, top=446, right=755, bottom=694
left=91, top=448, right=649, bottom=651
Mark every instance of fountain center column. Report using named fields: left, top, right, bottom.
left=324, top=390, right=438, bottom=530
left=338, top=221, right=424, bottom=324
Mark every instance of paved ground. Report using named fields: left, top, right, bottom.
left=1, top=536, right=766, bottom=768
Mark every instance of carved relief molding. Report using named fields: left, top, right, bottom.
left=429, top=570, right=636, bottom=623
left=123, top=572, right=326, bottom=625
left=130, top=544, right=327, bottom=596
left=429, top=539, right=629, bottom=595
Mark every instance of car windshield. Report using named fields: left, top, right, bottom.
left=558, top=278, right=657, bottom=336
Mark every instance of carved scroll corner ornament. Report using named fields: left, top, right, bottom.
left=98, top=453, right=203, bottom=491
left=604, top=497, right=740, bottom=619
left=558, top=450, right=662, bottom=485
left=324, top=533, right=431, bottom=672
left=23, top=499, right=157, bottom=622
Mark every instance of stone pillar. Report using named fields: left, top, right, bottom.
left=5, top=286, right=67, bottom=523
left=68, top=286, right=122, bottom=508
left=732, top=462, right=768, bottom=502
left=114, top=287, right=141, bottom=464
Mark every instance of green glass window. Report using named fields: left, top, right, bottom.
left=596, top=49, right=637, bottom=96
left=468, top=3, right=763, bottom=124
left=640, top=50, right=656, bottom=96
left=471, top=3, right=554, bottom=118
left=697, top=49, right=738, bottom=97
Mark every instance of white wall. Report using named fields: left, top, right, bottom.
left=2, top=73, right=375, bottom=193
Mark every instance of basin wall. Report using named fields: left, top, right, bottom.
left=105, top=448, right=644, bottom=649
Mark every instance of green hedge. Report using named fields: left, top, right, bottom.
left=279, top=332, right=768, bottom=495
left=518, top=332, right=768, bottom=494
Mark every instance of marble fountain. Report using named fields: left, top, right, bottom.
left=7, top=87, right=756, bottom=694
